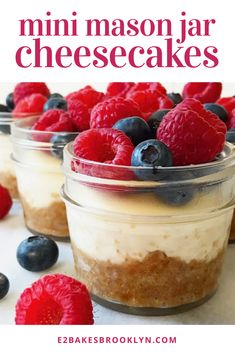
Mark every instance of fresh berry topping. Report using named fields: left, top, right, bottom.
left=15, top=274, right=94, bottom=325
left=16, top=236, right=59, bottom=272
left=32, top=109, right=76, bottom=133
left=68, top=99, right=90, bottom=131
left=0, top=273, right=9, bottom=300
left=127, top=90, right=173, bottom=119
left=90, top=97, right=142, bottom=128
left=167, top=92, right=183, bottom=106
left=13, top=82, right=50, bottom=105
left=73, top=128, right=134, bottom=165
left=0, top=104, right=9, bottom=112
left=226, top=128, right=235, bottom=143
left=0, top=185, right=12, bottom=220
left=106, top=82, right=135, bottom=98
left=50, top=133, right=78, bottom=160
left=13, top=94, right=47, bottom=115
left=131, top=140, right=173, bottom=180
left=66, top=86, right=104, bottom=109
left=227, top=109, right=235, bottom=129
left=217, top=97, right=235, bottom=123
left=43, top=97, right=67, bottom=112
left=49, top=93, right=63, bottom=99
left=147, top=109, right=170, bottom=138
left=5, top=93, right=15, bottom=111
left=204, top=103, right=228, bottom=123
left=113, top=116, right=150, bottom=146
left=127, top=82, right=167, bottom=96
left=182, top=82, right=222, bottom=103
left=157, top=98, right=226, bottom=166
left=155, top=185, right=195, bottom=206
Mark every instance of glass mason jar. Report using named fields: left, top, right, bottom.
left=226, top=130, right=235, bottom=243
left=62, top=142, right=235, bottom=315
left=0, top=112, right=18, bottom=198
left=11, top=116, right=78, bottom=240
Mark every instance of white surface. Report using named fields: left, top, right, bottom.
left=0, top=202, right=235, bottom=325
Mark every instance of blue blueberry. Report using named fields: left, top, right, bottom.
left=167, top=92, right=182, bottom=106
left=0, top=273, right=9, bottom=299
left=43, top=97, right=67, bottom=112
left=5, top=93, right=14, bottom=111
left=49, top=93, right=63, bottom=99
left=155, top=185, right=195, bottom=206
left=204, top=103, right=228, bottom=123
left=147, top=109, right=170, bottom=138
left=113, top=116, right=150, bottom=146
left=51, top=133, right=78, bottom=160
left=131, top=139, right=173, bottom=180
left=226, top=128, right=235, bottom=143
left=0, top=104, right=9, bottom=113
left=16, top=236, right=59, bottom=272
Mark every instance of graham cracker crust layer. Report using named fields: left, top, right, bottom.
left=72, top=245, right=225, bottom=308
left=0, top=172, right=18, bottom=199
left=229, top=211, right=235, bottom=243
left=21, top=196, right=69, bottom=239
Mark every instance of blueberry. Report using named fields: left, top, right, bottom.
left=0, top=273, right=9, bottom=299
left=113, top=116, right=151, bottom=146
left=43, top=97, right=67, bottom=112
left=204, top=103, right=228, bottom=123
left=49, top=93, right=63, bottom=99
left=6, top=93, right=15, bottom=111
left=167, top=92, right=182, bottom=106
left=16, top=236, right=59, bottom=272
left=155, top=185, right=195, bottom=206
left=50, top=133, right=78, bottom=160
left=0, top=104, right=9, bottom=113
left=147, top=109, right=170, bottom=138
left=226, top=128, right=235, bottom=143
left=131, top=139, right=173, bottom=180
left=0, top=105, right=11, bottom=134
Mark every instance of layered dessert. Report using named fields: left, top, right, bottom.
left=62, top=84, right=235, bottom=314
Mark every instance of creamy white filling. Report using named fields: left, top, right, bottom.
left=14, top=150, right=64, bottom=208
left=0, top=134, right=15, bottom=174
left=67, top=204, right=232, bottom=263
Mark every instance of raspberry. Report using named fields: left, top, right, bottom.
left=68, top=99, right=90, bottom=131
left=182, top=82, right=222, bottom=103
left=157, top=98, right=226, bottom=166
left=127, top=89, right=173, bottom=119
left=66, top=86, right=104, bottom=109
left=32, top=109, right=76, bottom=133
left=15, top=274, right=94, bottom=325
left=227, top=109, right=235, bottom=129
left=90, top=97, right=142, bottom=128
left=14, top=82, right=50, bottom=105
left=106, top=82, right=135, bottom=97
left=217, top=97, right=235, bottom=118
left=13, top=94, right=47, bottom=115
left=127, top=82, right=167, bottom=96
left=0, top=185, right=12, bottom=220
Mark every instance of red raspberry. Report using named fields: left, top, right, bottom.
left=14, top=82, right=50, bottom=105
left=217, top=97, right=235, bottom=117
left=227, top=109, right=235, bottom=129
left=73, top=128, right=134, bottom=165
left=68, top=99, right=90, bottom=131
left=182, top=82, right=222, bottom=103
left=15, top=274, right=94, bottom=325
left=32, top=109, right=76, bottom=133
left=157, top=98, right=226, bottom=166
left=127, top=82, right=167, bottom=96
left=0, top=185, right=12, bottom=220
left=90, top=97, right=142, bottom=128
left=66, top=86, right=104, bottom=109
left=106, top=82, right=135, bottom=98
left=13, top=94, right=47, bottom=115
left=128, top=89, right=173, bottom=119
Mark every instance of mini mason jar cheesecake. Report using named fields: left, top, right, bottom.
left=11, top=115, right=78, bottom=240
left=61, top=97, right=235, bottom=315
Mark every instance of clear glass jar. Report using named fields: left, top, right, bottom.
left=62, top=142, right=235, bottom=315
left=11, top=116, right=78, bottom=240
left=0, top=113, right=18, bottom=198
left=226, top=131, right=235, bottom=243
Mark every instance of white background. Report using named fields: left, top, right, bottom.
left=0, top=0, right=234, bottom=81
